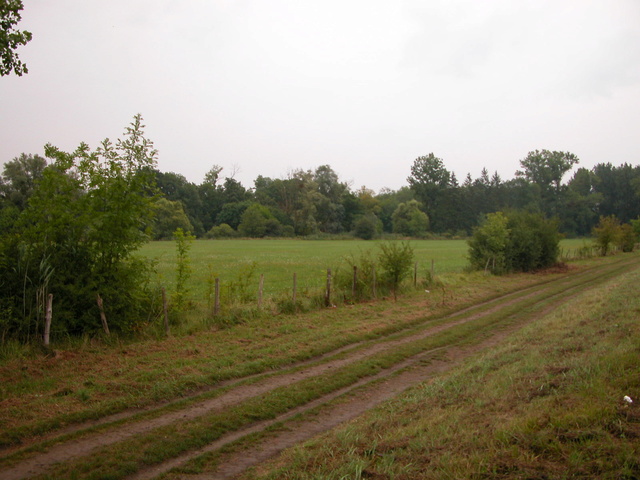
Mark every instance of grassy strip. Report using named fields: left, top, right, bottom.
left=1, top=256, right=632, bottom=469
left=0, top=263, right=574, bottom=450
left=28, top=258, right=631, bottom=480
left=241, top=263, right=640, bottom=479
left=0, top=255, right=632, bottom=472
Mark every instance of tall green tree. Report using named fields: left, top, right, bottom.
left=516, top=149, right=579, bottom=217
left=0, top=0, right=32, bottom=76
left=198, top=165, right=224, bottom=232
left=407, top=153, right=452, bottom=230
left=0, top=153, right=47, bottom=210
left=155, top=171, right=204, bottom=236
left=592, top=163, right=640, bottom=223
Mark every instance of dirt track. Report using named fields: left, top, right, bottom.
left=1, top=256, right=637, bottom=480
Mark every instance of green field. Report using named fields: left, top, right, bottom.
left=140, top=238, right=593, bottom=301
left=140, top=239, right=471, bottom=301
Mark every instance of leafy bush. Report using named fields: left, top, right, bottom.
left=592, top=215, right=620, bottom=256
left=0, top=115, right=158, bottom=341
left=206, top=223, right=237, bottom=239
left=617, top=223, right=636, bottom=253
left=378, top=241, right=415, bottom=299
left=392, top=200, right=429, bottom=237
left=353, top=214, right=380, bottom=240
left=506, top=210, right=560, bottom=272
left=467, top=212, right=510, bottom=273
left=468, top=210, right=560, bottom=274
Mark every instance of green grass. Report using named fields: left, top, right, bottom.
left=20, top=254, right=630, bottom=480
left=139, top=238, right=471, bottom=300
left=139, top=238, right=594, bottom=303
left=240, top=257, right=640, bottom=480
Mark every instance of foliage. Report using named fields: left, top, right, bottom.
left=467, top=212, right=510, bottom=273
left=617, top=223, right=636, bottom=253
left=238, top=203, right=283, bottom=237
left=353, top=213, right=380, bottom=240
left=516, top=149, right=579, bottom=194
left=154, top=171, right=204, bottom=236
left=205, top=223, right=237, bottom=239
left=172, top=228, right=194, bottom=310
left=378, top=241, right=414, bottom=299
left=391, top=199, right=429, bottom=236
left=152, top=197, right=193, bottom=240
left=88, top=151, right=639, bottom=239
left=468, top=210, right=560, bottom=274
left=407, top=153, right=452, bottom=230
left=592, top=215, right=621, bottom=256
left=506, top=210, right=560, bottom=272
left=215, top=200, right=252, bottom=230
left=516, top=149, right=580, bottom=220
left=0, top=153, right=47, bottom=210
left=631, top=216, right=640, bottom=240
left=0, top=115, right=158, bottom=340
left=0, top=0, right=32, bottom=76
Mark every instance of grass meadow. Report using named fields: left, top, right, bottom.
left=139, top=237, right=594, bottom=308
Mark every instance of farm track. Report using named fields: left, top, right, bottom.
left=1, top=255, right=638, bottom=480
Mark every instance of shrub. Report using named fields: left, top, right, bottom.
left=378, top=241, right=415, bottom=300
left=0, top=115, right=158, bottom=340
left=506, top=210, right=560, bottom=272
left=206, top=223, right=237, bottom=239
left=467, top=212, right=510, bottom=273
left=592, top=215, right=621, bottom=256
left=392, top=200, right=429, bottom=237
left=617, top=223, right=636, bottom=253
left=468, top=210, right=560, bottom=274
left=353, top=214, right=380, bottom=240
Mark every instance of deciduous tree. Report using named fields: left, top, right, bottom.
left=0, top=0, right=32, bottom=76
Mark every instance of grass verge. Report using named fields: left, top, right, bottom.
left=23, top=256, right=637, bottom=479
left=241, top=261, right=640, bottom=479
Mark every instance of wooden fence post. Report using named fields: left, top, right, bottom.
left=258, top=274, right=264, bottom=308
left=414, top=261, right=418, bottom=287
left=372, top=268, right=377, bottom=299
left=293, top=273, right=297, bottom=304
left=214, top=278, right=220, bottom=316
left=352, top=265, right=358, bottom=299
left=96, top=294, right=110, bottom=336
left=43, top=293, right=53, bottom=346
left=161, top=287, right=169, bottom=335
left=325, top=268, right=332, bottom=307
left=431, top=259, right=435, bottom=278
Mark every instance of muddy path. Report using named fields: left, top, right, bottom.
left=1, top=256, right=637, bottom=480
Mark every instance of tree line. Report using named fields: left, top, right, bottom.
left=1, top=116, right=639, bottom=342
left=98, top=152, right=640, bottom=240
left=2, top=146, right=640, bottom=242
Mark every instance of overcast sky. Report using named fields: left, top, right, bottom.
left=2, top=0, right=639, bottom=192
